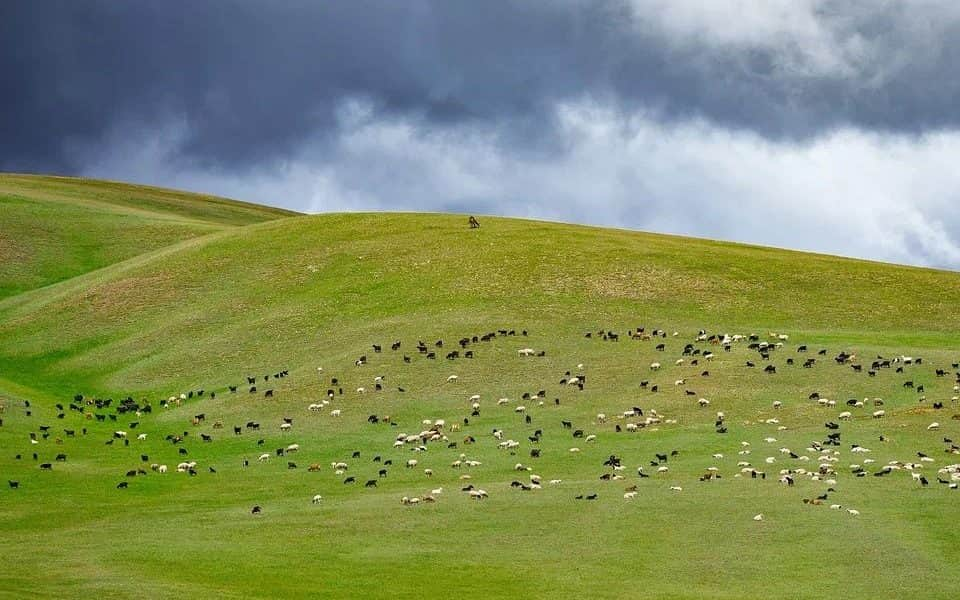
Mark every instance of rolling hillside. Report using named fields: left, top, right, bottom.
left=1, top=177, right=959, bottom=599
left=0, top=174, right=297, bottom=300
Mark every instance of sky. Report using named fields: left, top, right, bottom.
left=3, top=1, right=960, bottom=269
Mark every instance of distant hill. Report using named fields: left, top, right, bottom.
left=0, top=174, right=297, bottom=299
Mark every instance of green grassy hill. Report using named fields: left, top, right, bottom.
left=0, top=174, right=297, bottom=300
left=1, top=177, right=959, bottom=599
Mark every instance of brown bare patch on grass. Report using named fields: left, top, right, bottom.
left=543, top=265, right=720, bottom=300
left=67, top=274, right=179, bottom=315
left=0, top=231, right=28, bottom=265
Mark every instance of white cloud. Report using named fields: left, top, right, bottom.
left=78, top=99, right=960, bottom=269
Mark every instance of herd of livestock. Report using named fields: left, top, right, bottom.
left=4, top=327, right=959, bottom=518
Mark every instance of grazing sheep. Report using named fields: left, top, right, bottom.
left=447, top=375, right=459, bottom=383
left=650, top=362, right=661, bottom=371
left=872, top=410, right=886, bottom=419
left=753, top=514, right=764, bottom=521
left=312, top=494, right=323, bottom=504
left=258, top=453, right=270, bottom=462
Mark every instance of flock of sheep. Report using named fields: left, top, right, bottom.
left=5, top=326, right=959, bottom=522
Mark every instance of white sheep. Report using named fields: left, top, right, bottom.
left=330, top=409, right=342, bottom=417
left=287, top=443, right=300, bottom=453
left=280, top=422, right=292, bottom=431
left=447, top=375, right=459, bottom=383
left=650, top=362, right=661, bottom=371
left=312, top=494, right=323, bottom=504
left=258, top=453, right=270, bottom=462
left=596, top=413, right=606, bottom=424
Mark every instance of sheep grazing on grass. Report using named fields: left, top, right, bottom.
left=447, top=375, right=459, bottom=383
left=312, top=494, right=323, bottom=504
left=753, top=514, right=764, bottom=521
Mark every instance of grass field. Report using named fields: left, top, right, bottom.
left=1, top=175, right=959, bottom=599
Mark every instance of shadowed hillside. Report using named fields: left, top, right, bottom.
left=0, top=174, right=297, bottom=299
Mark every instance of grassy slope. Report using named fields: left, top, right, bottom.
left=1, top=196, right=959, bottom=598
left=0, top=174, right=297, bottom=299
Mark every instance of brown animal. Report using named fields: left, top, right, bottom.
left=468, top=215, right=480, bottom=229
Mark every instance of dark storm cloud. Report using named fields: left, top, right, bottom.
left=4, top=1, right=960, bottom=174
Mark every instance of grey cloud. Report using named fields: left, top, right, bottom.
left=4, top=1, right=960, bottom=174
